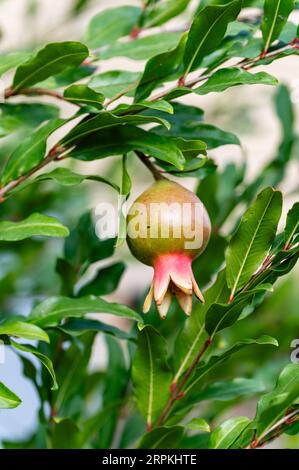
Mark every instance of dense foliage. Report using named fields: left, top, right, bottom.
left=0, top=0, right=298, bottom=449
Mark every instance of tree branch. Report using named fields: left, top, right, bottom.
left=0, top=42, right=295, bottom=204
left=4, top=86, right=68, bottom=103
left=135, top=151, right=168, bottom=181
left=248, top=409, right=299, bottom=449
left=156, top=337, right=212, bottom=427
left=0, top=145, right=67, bottom=202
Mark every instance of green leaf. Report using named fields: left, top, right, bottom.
left=64, top=211, right=115, bottom=268
left=143, top=0, right=191, bottom=27
left=254, top=364, right=299, bottom=439
left=89, top=70, right=140, bottom=98
left=84, top=6, right=141, bottom=48
left=61, top=111, right=170, bottom=146
left=275, top=84, right=295, bottom=141
left=0, top=118, right=64, bottom=186
left=13, top=167, right=119, bottom=195
left=186, top=336, right=278, bottom=394
left=195, top=68, right=278, bottom=95
left=209, top=416, right=251, bottom=449
left=10, top=339, right=58, bottom=390
left=226, top=187, right=282, bottom=300
left=183, top=1, right=242, bottom=75
left=115, top=100, right=174, bottom=116
left=138, top=426, right=184, bottom=449
left=64, top=84, right=104, bottom=109
left=135, top=33, right=187, bottom=102
left=58, top=318, right=134, bottom=341
left=0, top=103, right=59, bottom=137
left=154, top=121, right=240, bottom=149
left=205, top=284, right=274, bottom=336
left=0, top=319, right=49, bottom=343
left=0, top=51, right=32, bottom=77
left=70, top=125, right=185, bottom=170
left=284, top=202, right=299, bottom=248
left=37, top=64, right=96, bottom=90
left=116, top=155, right=132, bottom=247
left=50, top=419, right=81, bottom=449
left=132, top=326, right=172, bottom=430
left=28, top=295, right=141, bottom=327
left=101, top=32, right=181, bottom=61
left=0, top=382, right=22, bottom=409
left=0, top=213, right=69, bottom=241
left=186, top=418, right=210, bottom=433
left=173, top=270, right=229, bottom=384
left=261, top=0, right=295, bottom=54
left=100, top=336, right=129, bottom=448
left=189, top=377, right=265, bottom=403
left=77, top=262, right=125, bottom=296
left=12, top=42, right=89, bottom=92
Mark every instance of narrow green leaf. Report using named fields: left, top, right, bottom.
left=0, top=382, right=22, bottom=409
left=186, top=336, right=278, bottom=394
left=138, top=426, right=184, bottom=449
left=0, top=319, right=49, bottom=343
left=33, top=168, right=118, bottom=191
left=64, top=210, right=115, bottom=267
left=284, top=202, right=299, bottom=248
left=195, top=68, right=278, bottom=95
left=261, top=0, right=295, bottom=54
left=10, top=339, right=58, bottom=390
left=12, top=42, right=89, bottom=92
left=135, top=33, right=187, bottom=102
left=114, top=100, right=174, bottom=116
left=61, top=112, right=170, bottom=146
left=0, top=51, right=31, bottom=77
left=84, top=6, right=141, bottom=48
left=0, top=103, right=59, bottom=138
left=70, top=125, right=185, bottom=170
left=143, top=0, right=191, bottom=27
left=116, top=155, right=132, bottom=247
left=205, top=284, right=274, bottom=336
left=209, top=416, right=251, bottom=449
left=154, top=121, right=240, bottom=149
left=132, top=326, right=172, bottom=430
left=226, top=187, right=282, bottom=300
left=189, top=377, right=265, bottom=404
left=77, top=262, right=126, bottom=296
left=0, top=213, right=69, bottom=241
left=58, top=318, right=134, bottom=341
left=186, top=418, right=210, bottom=433
left=173, top=270, right=229, bottom=383
left=28, top=295, right=141, bottom=327
left=50, top=419, right=81, bottom=449
left=0, top=118, right=64, bottom=185
left=183, top=1, right=242, bottom=75
left=101, top=32, right=181, bottom=61
left=64, top=84, right=104, bottom=109
left=254, top=364, right=299, bottom=438
left=89, top=70, right=140, bottom=98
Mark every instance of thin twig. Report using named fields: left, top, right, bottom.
left=156, top=337, right=212, bottom=427
left=248, top=409, right=299, bottom=449
left=0, top=145, right=67, bottom=202
left=4, top=86, right=67, bottom=103
left=0, top=42, right=295, bottom=204
left=150, top=43, right=294, bottom=102
left=135, top=151, right=168, bottom=181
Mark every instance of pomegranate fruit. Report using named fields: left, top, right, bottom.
left=127, top=179, right=211, bottom=318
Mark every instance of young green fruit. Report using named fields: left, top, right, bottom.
left=127, top=179, right=211, bottom=318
